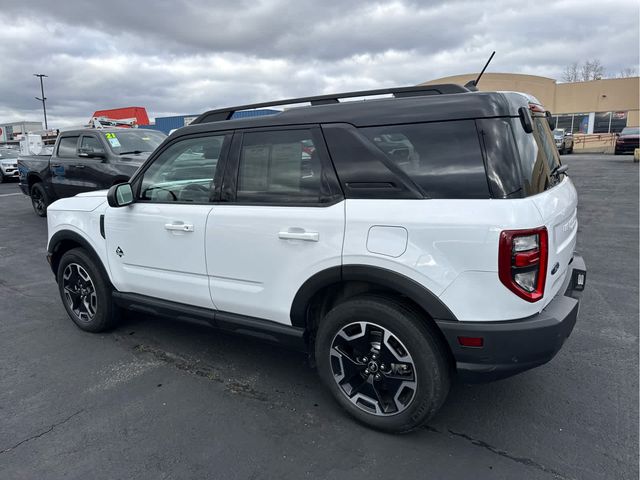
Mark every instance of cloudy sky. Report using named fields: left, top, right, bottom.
left=1, top=0, right=638, bottom=128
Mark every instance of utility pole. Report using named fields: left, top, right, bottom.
left=33, top=73, right=48, bottom=130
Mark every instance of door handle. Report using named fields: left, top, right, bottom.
left=51, top=164, right=61, bottom=168
left=278, top=230, right=319, bottom=242
left=73, top=164, right=86, bottom=168
left=165, top=223, right=194, bottom=232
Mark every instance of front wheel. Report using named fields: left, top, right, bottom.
left=315, top=295, right=451, bottom=433
left=57, top=248, right=118, bottom=332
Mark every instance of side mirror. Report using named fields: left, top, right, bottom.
left=545, top=111, right=556, bottom=130
left=107, top=183, right=134, bottom=207
left=518, top=106, right=534, bottom=133
left=79, top=147, right=106, bottom=159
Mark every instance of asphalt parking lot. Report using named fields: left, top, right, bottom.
left=0, top=154, right=638, bottom=480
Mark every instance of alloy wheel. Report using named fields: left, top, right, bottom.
left=62, top=263, right=98, bottom=322
left=329, top=321, right=417, bottom=416
left=31, top=189, right=45, bottom=215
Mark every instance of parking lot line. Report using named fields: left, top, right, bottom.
left=0, top=192, right=22, bottom=197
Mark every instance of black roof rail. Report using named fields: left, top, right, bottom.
left=190, top=84, right=469, bottom=125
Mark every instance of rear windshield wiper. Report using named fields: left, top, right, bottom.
left=550, top=164, right=569, bottom=178
left=119, top=150, right=147, bottom=155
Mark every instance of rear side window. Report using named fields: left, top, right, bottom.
left=509, top=117, right=561, bottom=196
left=237, top=129, right=325, bottom=203
left=360, top=121, right=489, bottom=199
left=57, top=136, right=79, bottom=157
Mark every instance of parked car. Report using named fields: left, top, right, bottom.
left=46, top=85, right=586, bottom=433
left=0, top=147, right=19, bottom=183
left=614, top=126, right=640, bottom=155
left=553, top=128, right=573, bottom=154
left=18, top=128, right=166, bottom=216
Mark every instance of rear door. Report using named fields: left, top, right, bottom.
left=516, top=115, right=578, bottom=305
left=50, top=135, right=82, bottom=198
left=205, top=126, right=345, bottom=324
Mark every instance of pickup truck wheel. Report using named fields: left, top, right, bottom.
left=57, top=248, right=117, bottom=332
left=30, top=183, right=49, bottom=217
left=315, top=295, right=450, bottom=433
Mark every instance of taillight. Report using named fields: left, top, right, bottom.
left=498, top=227, right=548, bottom=302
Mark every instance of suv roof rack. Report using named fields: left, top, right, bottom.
left=191, top=84, right=469, bottom=125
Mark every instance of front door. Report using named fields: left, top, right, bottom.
left=105, top=132, right=231, bottom=308
left=205, top=127, right=345, bottom=324
left=76, top=134, right=109, bottom=193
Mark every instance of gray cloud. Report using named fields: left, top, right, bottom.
left=0, top=0, right=638, bottom=127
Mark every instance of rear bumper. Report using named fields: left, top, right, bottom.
left=436, top=255, right=586, bottom=382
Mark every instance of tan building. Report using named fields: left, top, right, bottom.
left=422, top=73, right=639, bottom=134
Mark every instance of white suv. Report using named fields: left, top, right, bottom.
left=46, top=85, right=586, bottom=432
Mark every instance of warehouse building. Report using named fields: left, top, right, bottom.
left=148, top=109, right=281, bottom=134
left=0, top=120, right=43, bottom=143
left=422, top=73, right=639, bottom=133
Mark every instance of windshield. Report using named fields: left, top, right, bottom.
left=620, top=127, right=639, bottom=136
left=102, top=130, right=166, bottom=155
left=553, top=129, right=565, bottom=138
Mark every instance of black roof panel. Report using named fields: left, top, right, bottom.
left=176, top=90, right=530, bottom=137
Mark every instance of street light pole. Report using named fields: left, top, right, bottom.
left=33, top=73, right=48, bottom=130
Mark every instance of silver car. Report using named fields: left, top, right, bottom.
left=554, top=128, right=574, bottom=154
left=0, top=147, right=19, bottom=183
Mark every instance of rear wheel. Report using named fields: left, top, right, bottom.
left=30, top=182, right=49, bottom=217
left=57, top=248, right=118, bottom=332
left=315, top=295, right=451, bottom=433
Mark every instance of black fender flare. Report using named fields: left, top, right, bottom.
left=47, top=230, right=106, bottom=278
left=290, top=265, right=457, bottom=329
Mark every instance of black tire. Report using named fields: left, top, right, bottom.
left=30, top=182, right=49, bottom=217
left=57, top=248, right=118, bottom=332
left=315, top=295, right=451, bottom=433
left=567, top=146, right=573, bottom=154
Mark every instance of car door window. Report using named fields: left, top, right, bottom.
left=138, top=135, right=227, bottom=203
left=80, top=135, right=103, bottom=154
left=236, top=129, right=324, bottom=203
left=57, top=136, right=79, bottom=158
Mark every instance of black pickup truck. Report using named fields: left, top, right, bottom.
left=18, top=128, right=166, bottom=216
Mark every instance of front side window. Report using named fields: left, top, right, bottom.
left=236, top=129, right=325, bottom=203
left=139, top=135, right=227, bottom=203
left=80, top=136, right=103, bottom=152
left=57, top=136, right=79, bottom=157
left=361, top=121, right=489, bottom=199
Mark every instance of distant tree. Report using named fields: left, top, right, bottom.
left=580, top=59, right=605, bottom=81
left=561, top=59, right=606, bottom=82
left=618, top=67, right=637, bottom=78
left=562, top=62, right=579, bottom=82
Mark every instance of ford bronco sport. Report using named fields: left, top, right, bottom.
left=46, top=84, right=586, bottom=432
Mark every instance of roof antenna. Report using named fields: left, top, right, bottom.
left=465, top=51, right=495, bottom=91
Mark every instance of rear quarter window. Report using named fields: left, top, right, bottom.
left=360, top=120, right=489, bottom=199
